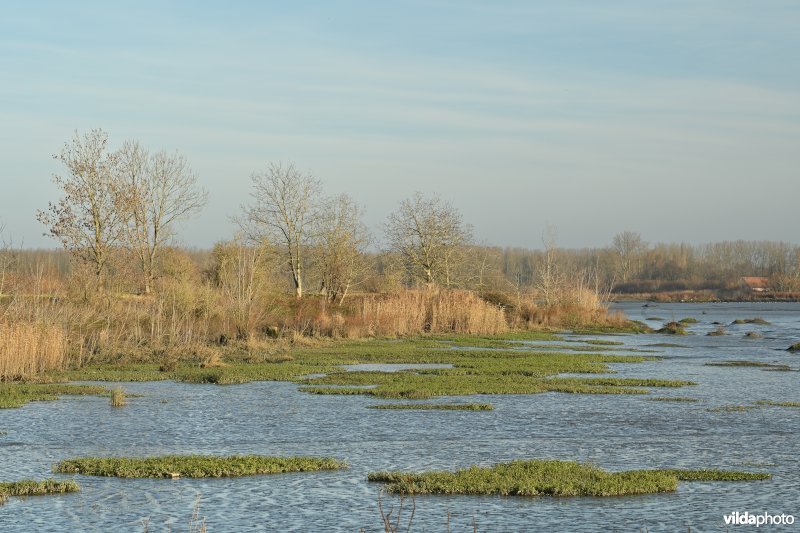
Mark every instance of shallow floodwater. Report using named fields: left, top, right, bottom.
left=1, top=302, right=799, bottom=531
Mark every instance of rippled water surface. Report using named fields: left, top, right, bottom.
left=1, top=302, right=799, bottom=531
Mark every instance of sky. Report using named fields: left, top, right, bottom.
left=1, top=1, right=798, bottom=250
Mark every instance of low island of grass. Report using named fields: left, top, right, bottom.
left=54, top=455, right=347, bottom=478
left=0, top=479, right=80, bottom=505
left=0, top=383, right=108, bottom=409
left=368, top=460, right=770, bottom=497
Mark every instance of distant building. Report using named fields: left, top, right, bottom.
left=740, top=276, right=770, bottom=293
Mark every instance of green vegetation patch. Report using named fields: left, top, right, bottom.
left=368, top=403, right=493, bottom=411
left=367, top=460, right=768, bottom=497
left=298, top=355, right=691, bottom=399
left=41, top=338, right=684, bottom=400
left=582, top=339, right=625, bottom=346
left=731, top=318, right=770, bottom=325
left=788, top=343, right=800, bottom=353
left=707, top=405, right=759, bottom=413
left=705, top=361, right=792, bottom=371
left=645, top=343, right=688, bottom=348
left=647, top=397, right=699, bottom=403
left=0, top=479, right=80, bottom=505
left=0, top=383, right=108, bottom=409
left=654, top=469, right=770, bottom=481
left=756, top=400, right=800, bottom=408
left=54, top=455, right=347, bottom=478
left=656, top=322, right=688, bottom=335
left=678, top=317, right=699, bottom=324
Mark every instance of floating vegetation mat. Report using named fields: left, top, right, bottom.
left=0, top=480, right=80, bottom=505
left=705, top=361, right=792, bottom=371
left=0, top=383, right=108, bottom=409
left=54, top=455, right=347, bottom=478
left=368, top=403, right=493, bottom=411
left=368, top=460, right=770, bottom=497
left=647, top=397, right=700, bottom=403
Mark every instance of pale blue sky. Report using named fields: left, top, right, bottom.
left=1, top=1, right=798, bottom=249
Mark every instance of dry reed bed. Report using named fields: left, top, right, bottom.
left=356, top=290, right=508, bottom=337
left=0, top=322, right=67, bottom=380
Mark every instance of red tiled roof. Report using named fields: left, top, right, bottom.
left=741, top=277, right=770, bottom=289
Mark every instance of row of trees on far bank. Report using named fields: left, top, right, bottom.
left=6, top=128, right=800, bottom=308
left=31, top=130, right=477, bottom=302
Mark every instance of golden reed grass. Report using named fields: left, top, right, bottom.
left=0, top=322, right=67, bottom=380
left=511, top=286, right=626, bottom=329
left=356, top=289, right=508, bottom=336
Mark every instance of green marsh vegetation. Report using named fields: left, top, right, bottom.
left=707, top=326, right=726, bottom=336
left=678, top=317, right=699, bottom=324
left=367, top=460, right=770, bottom=497
left=54, top=455, right=347, bottom=478
left=647, top=397, right=699, bottom=403
left=26, top=336, right=693, bottom=401
left=656, top=322, right=688, bottom=335
left=706, top=400, right=800, bottom=412
left=705, top=361, right=792, bottom=371
left=788, top=343, right=800, bottom=352
left=368, top=403, right=493, bottom=411
left=707, top=405, right=759, bottom=413
left=0, top=480, right=80, bottom=505
left=756, top=400, right=800, bottom=408
left=0, top=383, right=108, bottom=409
left=731, top=318, right=770, bottom=325
left=582, top=339, right=624, bottom=346
left=287, top=339, right=690, bottom=399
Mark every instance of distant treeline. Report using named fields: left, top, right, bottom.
left=4, top=237, right=799, bottom=299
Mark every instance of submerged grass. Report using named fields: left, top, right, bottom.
left=368, top=403, right=493, bottom=411
left=647, top=397, right=700, bottom=403
left=54, top=455, right=347, bottom=478
left=756, top=400, right=800, bottom=408
left=0, top=479, right=80, bottom=505
left=367, top=460, right=769, bottom=497
left=0, top=383, right=108, bottom=409
left=705, top=361, right=792, bottom=371
left=707, top=405, right=759, bottom=413
left=582, top=339, right=625, bottom=346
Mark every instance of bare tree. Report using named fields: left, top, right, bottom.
left=240, top=162, right=320, bottom=299
left=535, top=224, right=565, bottom=306
left=385, top=192, right=472, bottom=288
left=212, top=236, right=272, bottom=339
left=613, top=230, right=648, bottom=282
left=314, top=194, right=370, bottom=304
left=37, top=129, right=125, bottom=287
left=116, top=141, right=207, bottom=294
